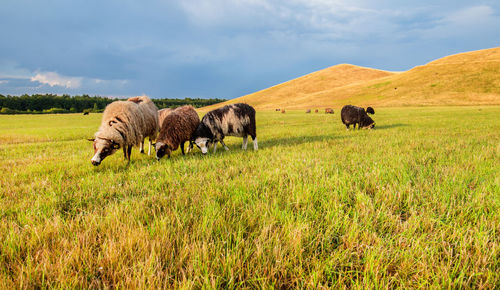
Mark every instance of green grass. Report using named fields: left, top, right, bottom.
left=0, top=107, right=499, bottom=288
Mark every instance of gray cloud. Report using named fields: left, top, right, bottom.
left=0, top=0, right=499, bottom=98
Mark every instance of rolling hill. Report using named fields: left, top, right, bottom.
left=204, top=47, right=500, bottom=110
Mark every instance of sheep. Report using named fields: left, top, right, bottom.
left=341, top=105, right=375, bottom=130
left=127, top=96, right=159, bottom=156
left=89, top=96, right=158, bottom=166
left=158, top=108, right=174, bottom=128
left=315, top=109, right=319, bottom=113
left=306, top=109, right=311, bottom=113
left=281, top=109, right=286, bottom=114
left=155, top=105, right=200, bottom=160
left=193, top=103, right=257, bottom=154
left=275, top=108, right=281, bottom=111
left=325, top=108, right=334, bottom=114
left=366, top=106, right=375, bottom=114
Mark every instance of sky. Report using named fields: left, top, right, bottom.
left=1, top=0, right=499, bottom=99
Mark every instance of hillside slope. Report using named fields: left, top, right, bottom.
left=204, top=47, right=500, bottom=110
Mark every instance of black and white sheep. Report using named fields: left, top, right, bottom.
left=341, top=105, right=375, bottom=130
left=89, top=96, right=158, bottom=165
left=366, top=106, right=375, bottom=114
left=192, top=103, right=257, bottom=154
left=155, top=105, right=200, bottom=160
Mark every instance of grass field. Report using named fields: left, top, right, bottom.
left=0, top=107, right=499, bottom=288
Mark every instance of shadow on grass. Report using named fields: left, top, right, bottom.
left=374, top=123, right=408, bottom=130
left=91, top=134, right=349, bottom=169
left=259, top=134, right=349, bottom=149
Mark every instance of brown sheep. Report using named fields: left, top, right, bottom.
left=89, top=96, right=158, bottom=166
left=158, top=108, right=174, bottom=128
left=306, top=109, right=311, bottom=113
left=275, top=108, right=281, bottom=111
left=127, top=96, right=159, bottom=155
left=315, top=109, right=319, bottom=113
left=325, top=108, right=334, bottom=114
left=155, top=105, right=200, bottom=159
left=281, top=109, right=286, bottom=114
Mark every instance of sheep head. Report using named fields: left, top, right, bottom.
left=89, top=137, right=121, bottom=166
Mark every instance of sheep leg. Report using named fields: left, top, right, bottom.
left=213, top=142, right=218, bottom=154
left=147, top=139, right=152, bottom=156
left=252, top=136, right=258, bottom=151
left=139, top=140, right=145, bottom=154
left=123, top=147, right=128, bottom=159
left=220, top=140, right=229, bottom=151
left=242, top=136, right=248, bottom=150
left=346, top=124, right=350, bottom=130
left=181, top=141, right=185, bottom=155
left=127, top=145, right=132, bottom=162
left=186, top=142, right=193, bottom=153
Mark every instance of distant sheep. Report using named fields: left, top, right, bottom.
left=193, top=103, right=257, bottom=154
left=341, top=105, right=375, bottom=130
left=155, top=105, right=200, bottom=160
left=325, top=108, right=334, bottom=114
left=281, top=109, right=286, bottom=114
left=315, top=109, right=319, bottom=113
left=306, top=109, right=311, bottom=113
left=366, top=107, right=375, bottom=114
left=83, top=112, right=89, bottom=115
left=89, top=96, right=158, bottom=165
left=275, top=108, right=281, bottom=111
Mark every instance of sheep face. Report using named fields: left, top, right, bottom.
left=90, top=138, right=120, bottom=166
left=360, top=116, right=375, bottom=129
left=194, top=137, right=211, bottom=154
left=155, top=142, right=171, bottom=160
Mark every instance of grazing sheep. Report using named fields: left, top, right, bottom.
left=306, top=109, right=311, bottom=113
left=89, top=96, right=159, bottom=166
left=158, top=108, right=174, bottom=128
left=83, top=112, right=89, bottom=115
left=127, top=96, right=159, bottom=156
left=281, top=109, right=286, bottom=114
left=275, top=108, right=281, bottom=111
left=315, top=109, right=319, bottom=113
left=325, top=108, right=334, bottom=114
left=155, top=106, right=200, bottom=160
left=341, top=105, right=375, bottom=130
left=366, top=107, right=375, bottom=114
left=193, top=103, right=257, bottom=154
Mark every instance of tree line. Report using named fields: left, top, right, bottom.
left=0, top=94, right=226, bottom=114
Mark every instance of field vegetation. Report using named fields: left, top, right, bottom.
left=0, top=106, right=498, bottom=287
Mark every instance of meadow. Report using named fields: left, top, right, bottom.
left=0, top=106, right=499, bottom=288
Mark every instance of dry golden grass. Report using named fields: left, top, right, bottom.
left=204, top=47, right=500, bottom=111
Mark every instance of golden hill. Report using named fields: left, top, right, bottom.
left=203, top=47, right=500, bottom=110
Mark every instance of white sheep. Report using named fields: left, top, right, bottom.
left=89, top=96, right=159, bottom=165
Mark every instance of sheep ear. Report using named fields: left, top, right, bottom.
left=87, top=138, right=95, bottom=141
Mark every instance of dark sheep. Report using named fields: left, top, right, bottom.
left=325, top=108, right=334, bottom=114
left=366, top=107, right=375, bottom=114
left=155, top=105, right=200, bottom=159
left=193, top=103, right=257, bottom=154
left=341, top=105, right=375, bottom=130
left=315, top=109, right=319, bottom=113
